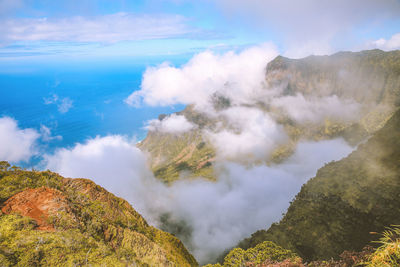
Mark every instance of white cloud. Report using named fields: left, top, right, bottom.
left=205, top=107, right=287, bottom=162
left=0, top=116, right=39, bottom=162
left=145, top=114, right=197, bottom=134
left=271, top=94, right=361, bottom=123
left=129, top=44, right=364, bottom=164
left=126, top=43, right=279, bottom=108
left=367, top=33, right=400, bottom=51
left=213, top=0, right=400, bottom=57
left=45, top=135, right=152, bottom=199
left=44, top=135, right=353, bottom=264
left=158, top=138, right=352, bottom=262
left=0, top=12, right=199, bottom=43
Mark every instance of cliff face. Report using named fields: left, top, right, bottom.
left=266, top=49, right=400, bottom=133
left=0, top=166, right=197, bottom=266
left=266, top=50, right=400, bottom=106
left=139, top=50, right=400, bottom=183
left=235, top=108, right=400, bottom=261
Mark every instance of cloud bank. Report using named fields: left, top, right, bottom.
left=45, top=135, right=152, bottom=199
left=126, top=43, right=279, bottom=108
left=127, top=44, right=361, bottom=164
left=127, top=44, right=361, bottom=125
left=205, top=107, right=287, bottom=162
left=44, top=135, right=353, bottom=263
left=271, top=94, right=361, bottom=124
left=44, top=42, right=367, bottom=263
left=0, top=116, right=39, bottom=162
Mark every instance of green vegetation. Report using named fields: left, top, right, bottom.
left=266, top=50, right=400, bottom=107
left=366, top=226, right=400, bottom=266
left=267, top=49, right=400, bottom=135
left=203, top=241, right=299, bottom=267
left=208, top=227, right=400, bottom=266
left=138, top=106, right=217, bottom=183
left=234, top=108, right=400, bottom=261
left=0, top=165, right=197, bottom=266
left=0, top=165, right=64, bottom=203
left=0, top=214, right=121, bottom=266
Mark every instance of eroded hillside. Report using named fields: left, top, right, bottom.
left=0, top=164, right=197, bottom=266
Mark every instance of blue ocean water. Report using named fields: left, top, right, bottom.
left=0, top=62, right=184, bottom=167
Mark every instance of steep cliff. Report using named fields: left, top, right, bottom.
left=266, top=49, right=400, bottom=132
left=235, top=108, right=400, bottom=261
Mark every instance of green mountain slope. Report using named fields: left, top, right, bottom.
left=138, top=105, right=217, bottom=183
left=235, top=108, right=400, bottom=261
left=139, top=49, right=400, bottom=183
left=266, top=49, right=400, bottom=106
left=0, top=164, right=198, bottom=266
left=266, top=49, right=400, bottom=133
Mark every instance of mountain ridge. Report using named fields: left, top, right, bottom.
left=0, top=164, right=198, bottom=266
left=139, top=49, right=400, bottom=184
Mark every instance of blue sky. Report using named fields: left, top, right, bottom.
left=0, top=0, right=256, bottom=63
left=1, top=0, right=399, bottom=66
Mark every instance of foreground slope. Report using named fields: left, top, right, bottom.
left=140, top=49, right=400, bottom=183
left=0, top=165, right=197, bottom=266
left=236, top=108, right=400, bottom=261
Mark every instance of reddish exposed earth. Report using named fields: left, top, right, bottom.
left=1, top=187, right=71, bottom=231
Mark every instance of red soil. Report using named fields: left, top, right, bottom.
left=1, top=187, right=70, bottom=231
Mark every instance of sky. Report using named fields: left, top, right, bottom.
left=0, top=0, right=400, bottom=67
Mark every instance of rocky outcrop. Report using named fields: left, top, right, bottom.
left=1, top=187, right=74, bottom=231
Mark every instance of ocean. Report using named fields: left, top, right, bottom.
left=0, top=62, right=183, bottom=167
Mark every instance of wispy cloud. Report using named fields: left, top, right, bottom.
left=43, top=94, right=58, bottom=105
left=44, top=94, right=73, bottom=113
left=57, top=97, right=73, bottom=113
left=0, top=42, right=101, bottom=57
left=40, top=125, right=62, bottom=142
left=0, top=12, right=210, bottom=44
